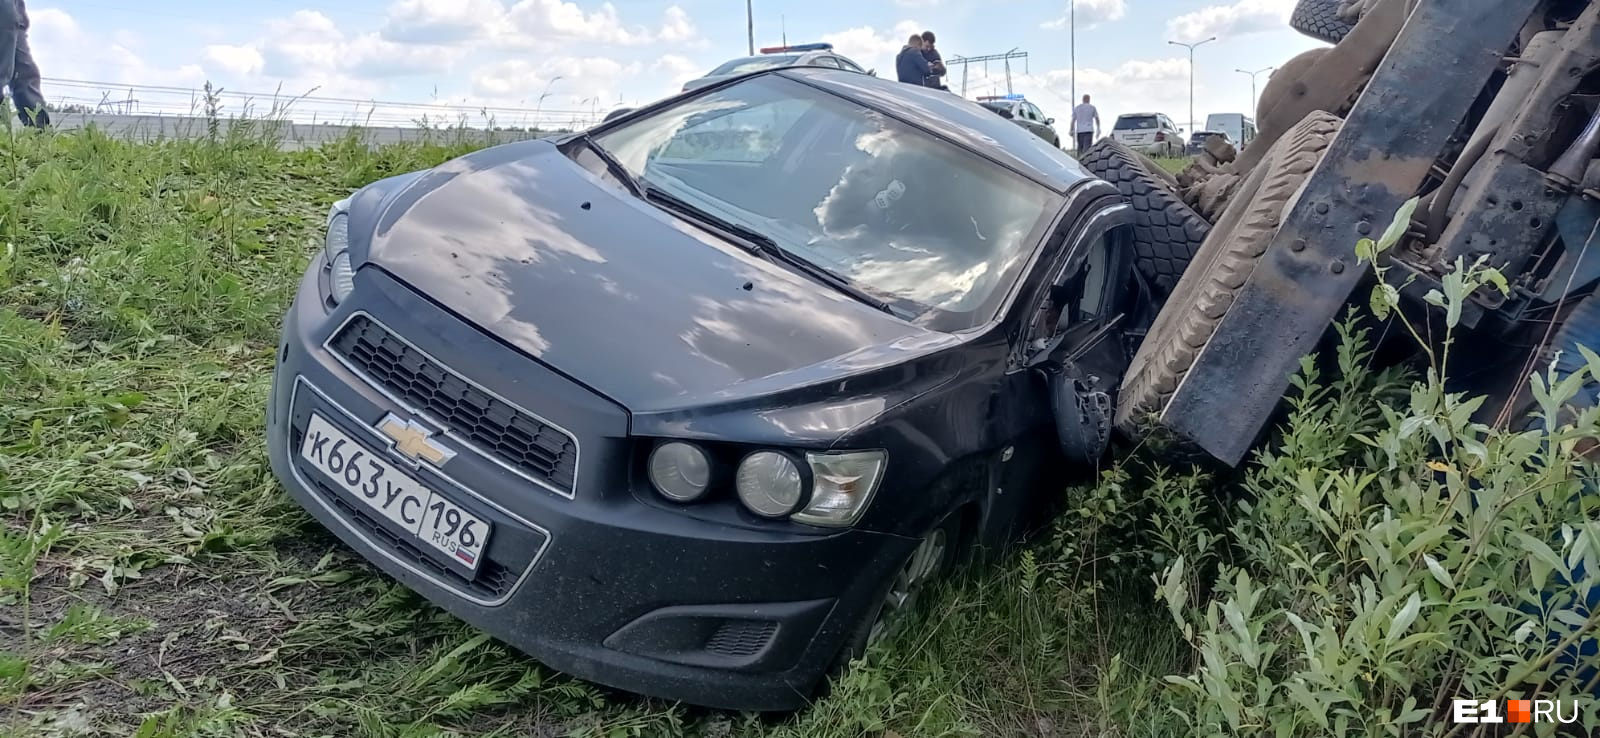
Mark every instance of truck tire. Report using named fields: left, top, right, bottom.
left=1079, top=139, right=1210, bottom=296
left=1290, top=0, right=1354, bottom=45
left=1116, top=111, right=1343, bottom=435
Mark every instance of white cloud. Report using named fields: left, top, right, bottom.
left=381, top=0, right=507, bottom=44
left=1167, top=0, right=1295, bottom=43
left=1042, top=0, right=1128, bottom=30
left=202, top=45, right=265, bottom=77
left=657, top=6, right=699, bottom=44
left=465, top=55, right=652, bottom=115
left=27, top=8, right=207, bottom=94
left=821, top=21, right=923, bottom=77
left=654, top=54, right=703, bottom=90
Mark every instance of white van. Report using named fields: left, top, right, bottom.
left=1204, top=113, right=1257, bottom=149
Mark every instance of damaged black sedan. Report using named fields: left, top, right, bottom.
left=265, top=66, right=1151, bottom=711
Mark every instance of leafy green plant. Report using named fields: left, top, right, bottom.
left=1135, top=204, right=1600, bottom=736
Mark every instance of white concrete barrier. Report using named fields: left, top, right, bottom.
left=46, top=112, right=568, bottom=150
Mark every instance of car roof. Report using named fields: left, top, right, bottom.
left=1117, top=112, right=1165, bottom=118
left=768, top=67, right=1093, bottom=194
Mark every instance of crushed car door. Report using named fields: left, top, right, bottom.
left=1019, top=200, right=1140, bottom=465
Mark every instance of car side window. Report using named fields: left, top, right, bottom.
left=812, top=56, right=842, bottom=68
left=836, top=57, right=865, bottom=73
left=656, top=98, right=813, bottom=164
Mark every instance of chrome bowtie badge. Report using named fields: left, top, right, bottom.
left=377, top=413, right=456, bottom=467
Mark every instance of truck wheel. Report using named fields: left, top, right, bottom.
left=1290, top=0, right=1355, bottom=45
left=1116, top=111, right=1343, bottom=435
left=1079, top=139, right=1210, bottom=296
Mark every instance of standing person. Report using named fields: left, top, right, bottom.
left=895, top=34, right=932, bottom=86
left=0, top=0, right=48, bottom=129
left=920, top=31, right=948, bottom=91
left=1071, top=94, right=1099, bottom=154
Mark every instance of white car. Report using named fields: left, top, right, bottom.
left=681, top=43, right=873, bottom=93
left=1110, top=112, right=1185, bottom=157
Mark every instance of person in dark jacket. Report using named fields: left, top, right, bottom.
left=0, top=0, right=47, bottom=128
left=895, top=34, right=932, bottom=86
left=920, top=31, right=948, bottom=91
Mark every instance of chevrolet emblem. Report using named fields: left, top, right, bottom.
left=377, top=413, right=456, bottom=467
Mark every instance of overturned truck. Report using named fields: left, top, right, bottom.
left=1081, top=0, right=1600, bottom=463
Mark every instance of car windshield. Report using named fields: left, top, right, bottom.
left=592, top=74, right=1057, bottom=327
left=709, top=55, right=799, bottom=75
left=1115, top=116, right=1160, bottom=130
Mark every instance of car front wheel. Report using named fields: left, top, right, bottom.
left=829, top=513, right=962, bottom=674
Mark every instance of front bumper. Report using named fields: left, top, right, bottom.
left=265, top=263, right=917, bottom=711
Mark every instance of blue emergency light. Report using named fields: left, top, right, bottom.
left=759, top=42, right=833, bottom=54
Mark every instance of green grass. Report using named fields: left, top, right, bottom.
left=11, top=120, right=1593, bottom=738
left=1150, top=158, right=1189, bottom=175
left=0, top=122, right=1176, bottom=737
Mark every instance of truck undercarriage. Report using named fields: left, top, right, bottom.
left=1081, top=0, right=1600, bottom=466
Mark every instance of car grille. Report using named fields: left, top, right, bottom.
left=289, top=425, right=523, bottom=600
left=328, top=314, right=579, bottom=497
left=705, top=620, right=778, bottom=658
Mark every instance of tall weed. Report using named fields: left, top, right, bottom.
left=1123, top=226, right=1600, bottom=735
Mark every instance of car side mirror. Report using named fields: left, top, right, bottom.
left=1045, top=363, right=1112, bottom=465
left=867, top=68, right=876, bottom=77
left=1045, top=117, right=1055, bottom=125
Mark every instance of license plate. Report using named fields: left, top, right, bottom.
left=299, top=413, right=491, bottom=573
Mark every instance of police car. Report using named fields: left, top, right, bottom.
left=681, top=43, right=874, bottom=93
left=975, top=94, right=1061, bottom=149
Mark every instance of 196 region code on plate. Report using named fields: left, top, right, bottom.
left=299, top=413, right=492, bottom=572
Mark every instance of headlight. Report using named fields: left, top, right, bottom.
left=323, top=199, right=355, bottom=304
left=735, top=451, right=812, bottom=518
left=648, top=441, right=713, bottom=503
left=792, top=450, right=886, bottom=527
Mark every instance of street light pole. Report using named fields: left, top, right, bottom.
left=746, top=0, right=754, bottom=55
left=1070, top=0, right=1076, bottom=106
left=1168, top=36, right=1217, bottom=132
left=1234, top=65, right=1274, bottom=115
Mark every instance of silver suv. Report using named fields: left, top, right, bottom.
left=1110, top=112, right=1184, bottom=157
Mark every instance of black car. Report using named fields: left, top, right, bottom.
left=265, top=66, right=1148, bottom=712
left=1185, top=130, right=1232, bottom=156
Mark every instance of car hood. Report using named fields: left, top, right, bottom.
left=358, top=138, right=940, bottom=414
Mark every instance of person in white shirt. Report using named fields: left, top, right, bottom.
left=1070, top=94, right=1100, bottom=154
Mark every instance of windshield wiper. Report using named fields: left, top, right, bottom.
left=580, top=134, right=644, bottom=198
left=640, top=184, right=898, bottom=317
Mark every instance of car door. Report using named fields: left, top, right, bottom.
left=833, top=56, right=867, bottom=75
left=1020, top=104, right=1049, bottom=141
left=1029, top=103, right=1057, bottom=142
left=976, top=193, right=1139, bottom=545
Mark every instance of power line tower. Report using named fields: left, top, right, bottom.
left=945, top=49, right=1029, bottom=98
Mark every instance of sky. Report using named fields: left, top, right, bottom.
left=26, top=0, right=1327, bottom=129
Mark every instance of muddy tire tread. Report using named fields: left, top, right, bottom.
left=1078, top=139, right=1210, bottom=296
left=1290, top=0, right=1354, bottom=45
left=1116, top=111, right=1343, bottom=432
